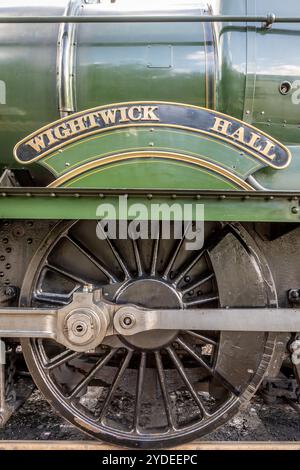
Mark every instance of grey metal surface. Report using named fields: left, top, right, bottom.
left=0, top=14, right=300, bottom=24
left=114, top=306, right=300, bottom=335
left=0, top=296, right=300, bottom=347
left=57, top=0, right=82, bottom=117
left=0, top=308, right=56, bottom=339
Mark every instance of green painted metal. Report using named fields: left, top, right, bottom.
left=219, top=0, right=300, bottom=145
left=0, top=3, right=209, bottom=168
left=40, top=127, right=261, bottom=187
left=255, top=146, right=300, bottom=190
left=61, top=161, right=240, bottom=190
left=1, top=0, right=300, bottom=172
left=0, top=190, right=298, bottom=222
left=0, top=0, right=300, bottom=222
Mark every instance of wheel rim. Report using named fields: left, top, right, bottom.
left=21, top=220, right=276, bottom=447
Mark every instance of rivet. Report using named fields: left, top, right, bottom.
left=291, top=206, right=299, bottom=214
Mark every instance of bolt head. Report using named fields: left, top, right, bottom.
left=292, top=291, right=300, bottom=299
left=65, top=310, right=96, bottom=345
left=72, top=320, right=88, bottom=337
left=4, top=286, right=16, bottom=297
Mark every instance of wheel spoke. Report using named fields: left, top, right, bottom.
left=155, top=351, right=176, bottom=430
left=162, top=223, right=191, bottom=280
left=186, top=331, right=217, bottom=346
left=184, top=294, right=218, bottom=307
left=44, top=349, right=81, bottom=371
left=166, top=346, right=209, bottom=418
left=46, top=262, right=87, bottom=285
left=176, top=337, right=213, bottom=374
left=132, top=239, right=143, bottom=277
left=66, top=234, right=117, bottom=283
left=172, top=249, right=206, bottom=286
left=150, top=223, right=160, bottom=276
left=134, top=352, right=146, bottom=430
left=33, top=291, right=70, bottom=305
left=105, top=234, right=131, bottom=280
left=181, top=272, right=215, bottom=296
left=68, top=349, right=117, bottom=399
left=173, top=226, right=229, bottom=288
left=98, top=350, right=133, bottom=422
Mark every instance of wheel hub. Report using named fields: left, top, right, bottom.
left=115, top=278, right=181, bottom=350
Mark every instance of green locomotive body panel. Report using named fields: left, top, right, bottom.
left=0, top=0, right=300, bottom=220
left=2, top=2, right=300, bottom=448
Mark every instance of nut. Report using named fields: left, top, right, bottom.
left=119, top=312, right=136, bottom=330
left=65, top=309, right=97, bottom=346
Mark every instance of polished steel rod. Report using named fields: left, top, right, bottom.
left=0, top=15, right=298, bottom=24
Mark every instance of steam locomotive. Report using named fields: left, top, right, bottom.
left=0, top=0, right=300, bottom=448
